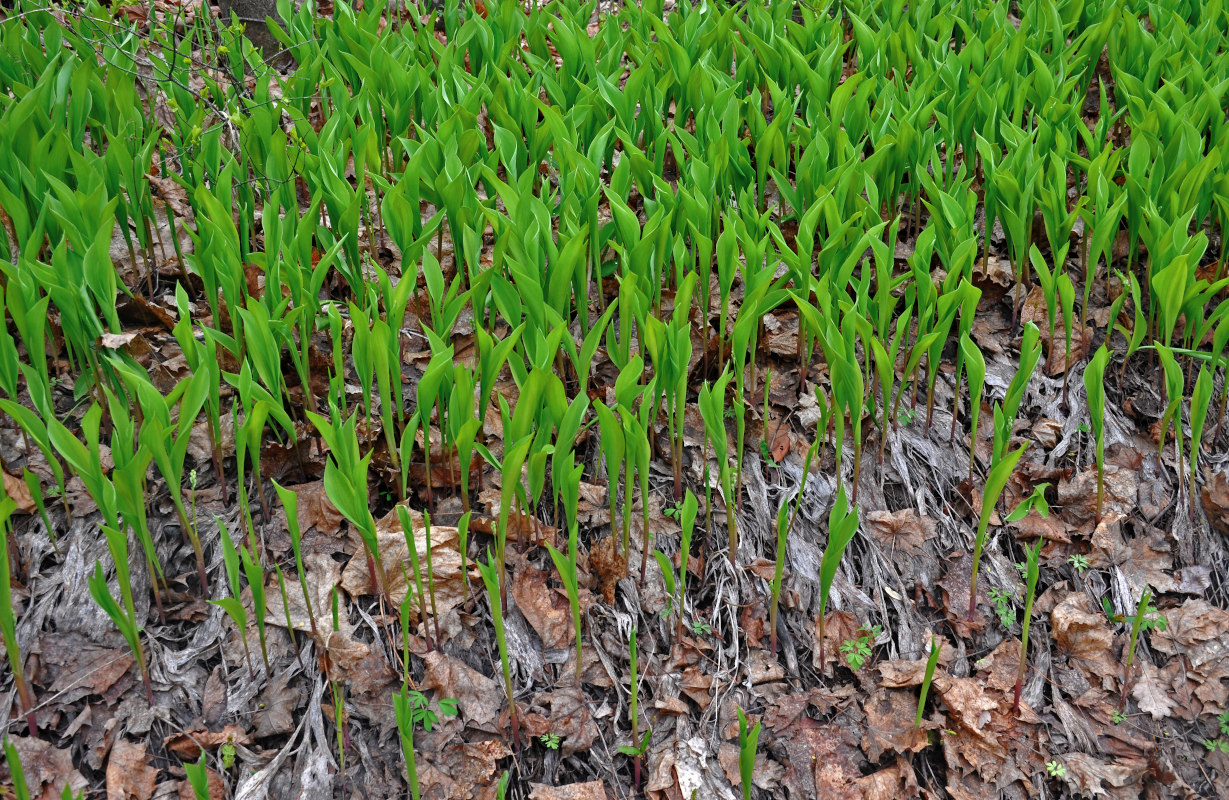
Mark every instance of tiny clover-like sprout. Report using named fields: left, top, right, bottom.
left=541, top=733, right=562, bottom=750
left=1046, top=760, right=1067, bottom=779
left=1068, top=554, right=1090, bottom=575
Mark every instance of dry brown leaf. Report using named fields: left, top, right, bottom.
left=38, top=633, right=137, bottom=707
left=511, top=564, right=573, bottom=650
left=528, top=688, right=599, bottom=757
left=3, top=471, right=35, bottom=514
left=1062, top=753, right=1146, bottom=799
left=1201, top=470, right=1229, bottom=536
left=339, top=508, right=466, bottom=616
left=284, top=480, right=343, bottom=534
left=853, top=757, right=920, bottom=800
left=1130, top=660, right=1175, bottom=720
left=528, top=781, right=607, bottom=800
left=422, top=650, right=504, bottom=727
left=1151, top=598, right=1229, bottom=670
left=877, top=638, right=956, bottom=688
left=587, top=535, right=626, bottom=605
left=937, top=551, right=986, bottom=637
left=1051, top=592, right=1116, bottom=679
left=812, top=610, right=861, bottom=671
left=1058, top=465, right=1137, bottom=523
left=779, top=720, right=863, bottom=799
left=105, top=740, right=158, bottom=800
left=862, top=509, right=935, bottom=553
left=99, top=331, right=139, bottom=349
left=861, top=688, right=931, bottom=762
left=939, top=678, right=1002, bottom=750
left=418, top=739, right=512, bottom=800
left=163, top=726, right=252, bottom=760
left=1043, top=322, right=1093, bottom=377
left=254, top=671, right=299, bottom=737
left=2, top=736, right=87, bottom=800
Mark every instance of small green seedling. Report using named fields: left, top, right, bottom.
left=840, top=625, right=882, bottom=672
left=736, top=708, right=761, bottom=800
left=1082, top=346, right=1111, bottom=523
left=184, top=753, right=210, bottom=800
left=1117, top=586, right=1168, bottom=712
left=969, top=443, right=1028, bottom=620
left=916, top=635, right=942, bottom=728
left=1014, top=538, right=1043, bottom=713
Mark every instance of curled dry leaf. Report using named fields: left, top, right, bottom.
left=163, top=725, right=252, bottom=760
left=586, top=535, right=626, bottom=605
left=3, top=471, right=35, bottom=514
left=877, top=655, right=952, bottom=690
